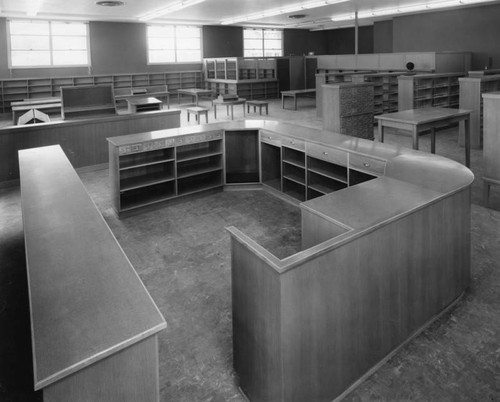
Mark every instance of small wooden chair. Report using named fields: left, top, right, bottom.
left=246, top=100, right=269, bottom=115
left=187, top=106, right=209, bottom=123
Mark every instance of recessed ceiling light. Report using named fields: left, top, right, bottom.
left=96, top=1, right=125, bottom=6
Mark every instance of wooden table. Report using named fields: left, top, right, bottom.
left=375, top=107, right=471, bottom=167
left=127, top=96, right=163, bottom=113
left=281, top=89, right=316, bottom=110
left=177, top=88, right=214, bottom=106
left=213, top=98, right=246, bottom=120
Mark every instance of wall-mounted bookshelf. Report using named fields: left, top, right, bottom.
left=398, top=72, right=463, bottom=111
left=0, top=70, right=203, bottom=112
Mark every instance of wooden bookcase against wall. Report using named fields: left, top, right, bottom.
left=108, top=131, right=223, bottom=214
left=0, top=70, right=203, bottom=112
left=203, top=57, right=279, bottom=99
left=458, top=74, right=500, bottom=149
left=398, top=72, right=463, bottom=111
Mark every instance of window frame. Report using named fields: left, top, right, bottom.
left=147, top=24, right=203, bottom=65
left=243, top=28, right=283, bottom=58
left=7, top=19, right=90, bottom=69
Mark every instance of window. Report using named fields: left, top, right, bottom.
left=147, top=25, right=201, bottom=63
left=8, top=20, right=89, bottom=68
left=244, top=29, right=282, bottom=58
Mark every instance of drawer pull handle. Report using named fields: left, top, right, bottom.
left=363, top=162, right=370, bottom=167
left=323, top=152, right=328, bottom=155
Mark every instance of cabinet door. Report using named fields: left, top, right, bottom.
left=225, top=130, right=260, bottom=184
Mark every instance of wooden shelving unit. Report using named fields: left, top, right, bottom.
left=0, top=70, right=203, bottom=112
left=203, top=57, right=278, bottom=99
left=109, top=132, right=223, bottom=214
left=352, top=72, right=403, bottom=115
left=398, top=72, right=463, bottom=111
left=458, top=74, right=500, bottom=149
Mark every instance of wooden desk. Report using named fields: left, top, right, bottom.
left=127, top=97, right=163, bottom=113
left=19, top=145, right=166, bottom=401
left=177, top=88, right=213, bottom=105
left=281, top=88, right=316, bottom=110
left=213, top=98, right=246, bottom=120
left=376, top=107, right=471, bottom=167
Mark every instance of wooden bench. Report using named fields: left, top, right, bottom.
left=281, top=89, right=316, bottom=110
left=187, top=106, right=209, bottom=123
left=18, top=144, right=166, bottom=400
left=246, top=100, right=269, bottom=115
left=61, top=85, right=116, bottom=119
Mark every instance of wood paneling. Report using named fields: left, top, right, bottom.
left=0, top=109, right=181, bottom=184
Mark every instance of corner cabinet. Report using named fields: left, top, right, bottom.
left=108, top=131, right=223, bottom=214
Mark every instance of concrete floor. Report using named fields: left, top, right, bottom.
left=0, top=98, right=499, bottom=401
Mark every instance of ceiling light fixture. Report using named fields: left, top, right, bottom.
left=331, top=0, right=498, bottom=22
left=139, top=0, right=206, bottom=22
left=96, top=1, right=125, bottom=6
left=221, top=0, right=349, bottom=25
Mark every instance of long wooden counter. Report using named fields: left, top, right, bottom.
left=19, top=145, right=167, bottom=401
left=107, top=120, right=473, bottom=401
left=1, top=108, right=181, bottom=186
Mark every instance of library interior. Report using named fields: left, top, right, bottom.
left=0, top=0, right=499, bottom=401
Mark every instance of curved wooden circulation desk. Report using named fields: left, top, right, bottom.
left=108, top=120, right=473, bottom=401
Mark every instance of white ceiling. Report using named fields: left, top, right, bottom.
left=1, top=0, right=499, bottom=30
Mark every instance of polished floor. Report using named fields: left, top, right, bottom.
left=0, top=98, right=499, bottom=401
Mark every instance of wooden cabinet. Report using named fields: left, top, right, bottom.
left=108, top=131, right=223, bottom=214
left=481, top=92, right=500, bottom=206
left=353, top=72, right=402, bottom=115
left=322, top=82, right=375, bottom=140
left=459, top=74, right=500, bottom=149
left=398, top=72, right=463, bottom=111
left=225, top=130, right=260, bottom=184
left=203, top=57, right=278, bottom=99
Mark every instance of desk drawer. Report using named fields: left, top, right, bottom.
left=306, top=143, right=347, bottom=167
left=260, top=131, right=282, bottom=147
left=281, top=136, right=305, bottom=151
left=176, top=131, right=222, bottom=146
left=349, top=153, right=386, bottom=176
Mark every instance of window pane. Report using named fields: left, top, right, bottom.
left=264, top=30, right=282, bottom=40
left=264, top=49, right=282, bottom=57
left=11, top=35, right=50, bottom=50
left=176, top=26, right=200, bottom=38
left=244, top=49, right=263, bottom=58
left=51, top=22, right=87, bottom=36
left=244, top=29, right=262, bottom=39
left=52, top=36, right=87, bottom=50
left=11, top=50, right=51, bottom=66
left=177, top=50, right=201, bottom=62
left=10, top=21, right=49, bottom=35
left=244, top=39, right=262, bottom=50
left=148, top=37, right=175, bottom=50
left=149, top=50, right=176, bottom=63
left=53, top=50, right=88, bottom=65
left=265, top=39, right=282, bottom=50
left=177, top=37, right=200, bottom=50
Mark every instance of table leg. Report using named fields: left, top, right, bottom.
left=282, top=95, right=285, bottom=109
left=242, top=103, right=245, bottom=117
left=226, top=105, right=230, bottom=116
left=464, top=117, right=471, bottom=168
left=430, top=127, right=436, bottom=154
left=294, top=96, right=297, bottom=111
left=265, top=104, right=268, bottom=115
left=214, top=104, right=217, bottom=119
left=378, top=122, right=384, bottom=143
left=412, top=126, right=419, bottom=150
left=230, top=105, right=234, bottom=120
left=483, top=180, right=490, bottom=207
left=195, top=95, right=199, bottom=106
